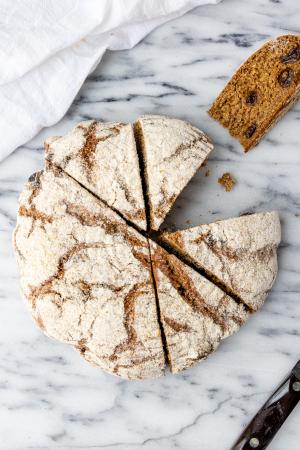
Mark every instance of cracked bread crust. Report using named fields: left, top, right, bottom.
left=134, top=115, right=213, bottom=230
left=13, top=167, right=165, bottom=380
left=162, top=211, right=281, bottom=311
left=209, top=35, right=300, bottom=151
left=13, top=114, right=281, bottom=379
left=149, top=241, right=249, bottom=373
left=45, top=121, right=147, bottom=230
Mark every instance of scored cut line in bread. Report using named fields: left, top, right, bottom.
left=45, top=116, right=213, bottom=233
left=161, top=212, right=281, bottom=312
left=134, top=115, right=214, bottom=230
left=13, top=166, right=165, bottom=380
left=13, top=116, right=281, bottom=379
left=45, top=121, right=148, bottom=230
left=149, top=240, right=250, bottom=373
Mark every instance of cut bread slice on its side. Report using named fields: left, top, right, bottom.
left=13, top=166, right=165, bottom=380
left=209, top=35, right=300, bottom=151
left=134, top=115, right=213, bottom=230
left=45, top=121, right=147, bottom=230
left=161, top=211, right=281, bottom=312
left=149, top=240, right=249, bottom=374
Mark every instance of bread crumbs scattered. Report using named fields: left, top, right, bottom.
left=186, top=219, right=192, bottom=224
left=205, top=170, right=210, bottom=177
left=218, top=172, right=236, bottom=192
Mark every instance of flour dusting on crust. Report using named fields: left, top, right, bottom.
left=45, top=121, right=147, bottom=230
left=134, top=115, right=213, bottom=230
left=149, top=241, right=249, bottom=373
left=162, top=212, right=281, bottom=311
left=13, top=167, right=165, bottom=380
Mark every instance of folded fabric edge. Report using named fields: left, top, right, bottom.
left=0, top=0, right=222, bottom=162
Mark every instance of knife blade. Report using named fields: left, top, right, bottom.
left=230, top=360, right=300, bottom=450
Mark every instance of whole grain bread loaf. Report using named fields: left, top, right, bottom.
left=13, top=115, right=282, bottom=379
left=209, top=35, right=300, bottom=151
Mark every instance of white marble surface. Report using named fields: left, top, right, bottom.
left=1, top=0, right=300, bottom=448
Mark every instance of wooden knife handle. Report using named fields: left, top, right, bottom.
left=231, top=360, right=300, bottom=450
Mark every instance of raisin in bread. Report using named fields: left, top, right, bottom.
left=209, top=35, right=300, bottom=151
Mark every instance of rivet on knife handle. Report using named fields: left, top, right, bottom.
left=230, top=360, right=300, bottom=450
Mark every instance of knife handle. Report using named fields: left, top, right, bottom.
left=231, top=361, right=300, bottom=450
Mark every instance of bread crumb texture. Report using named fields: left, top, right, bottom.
left=218, top=172, right=236, bottom=192
left=209, top=35, right=300, bottom=151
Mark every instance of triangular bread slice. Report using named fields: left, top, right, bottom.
left=13, top=166, right=165, bottom=380
left=45, top=120, right=147, bottom=230
left=134, top=115, right=213, bottom=230
left=161, top=212, right=281, bottom=311
left=149, top=241, right=249, bottom=373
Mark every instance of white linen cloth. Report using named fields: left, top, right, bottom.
left=0, top=0, right=220, bottom=161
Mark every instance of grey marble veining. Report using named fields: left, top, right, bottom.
left=1, top=0, right=300, bottom=448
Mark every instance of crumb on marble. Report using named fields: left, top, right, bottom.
left=186, top=219, right=192, bottom=225
left=218, top=172, right=236, bottom=192
left=205, top=170, right=210, bottom=177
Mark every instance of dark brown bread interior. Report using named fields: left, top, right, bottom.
left=209, top=35, right=300, bottom=151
